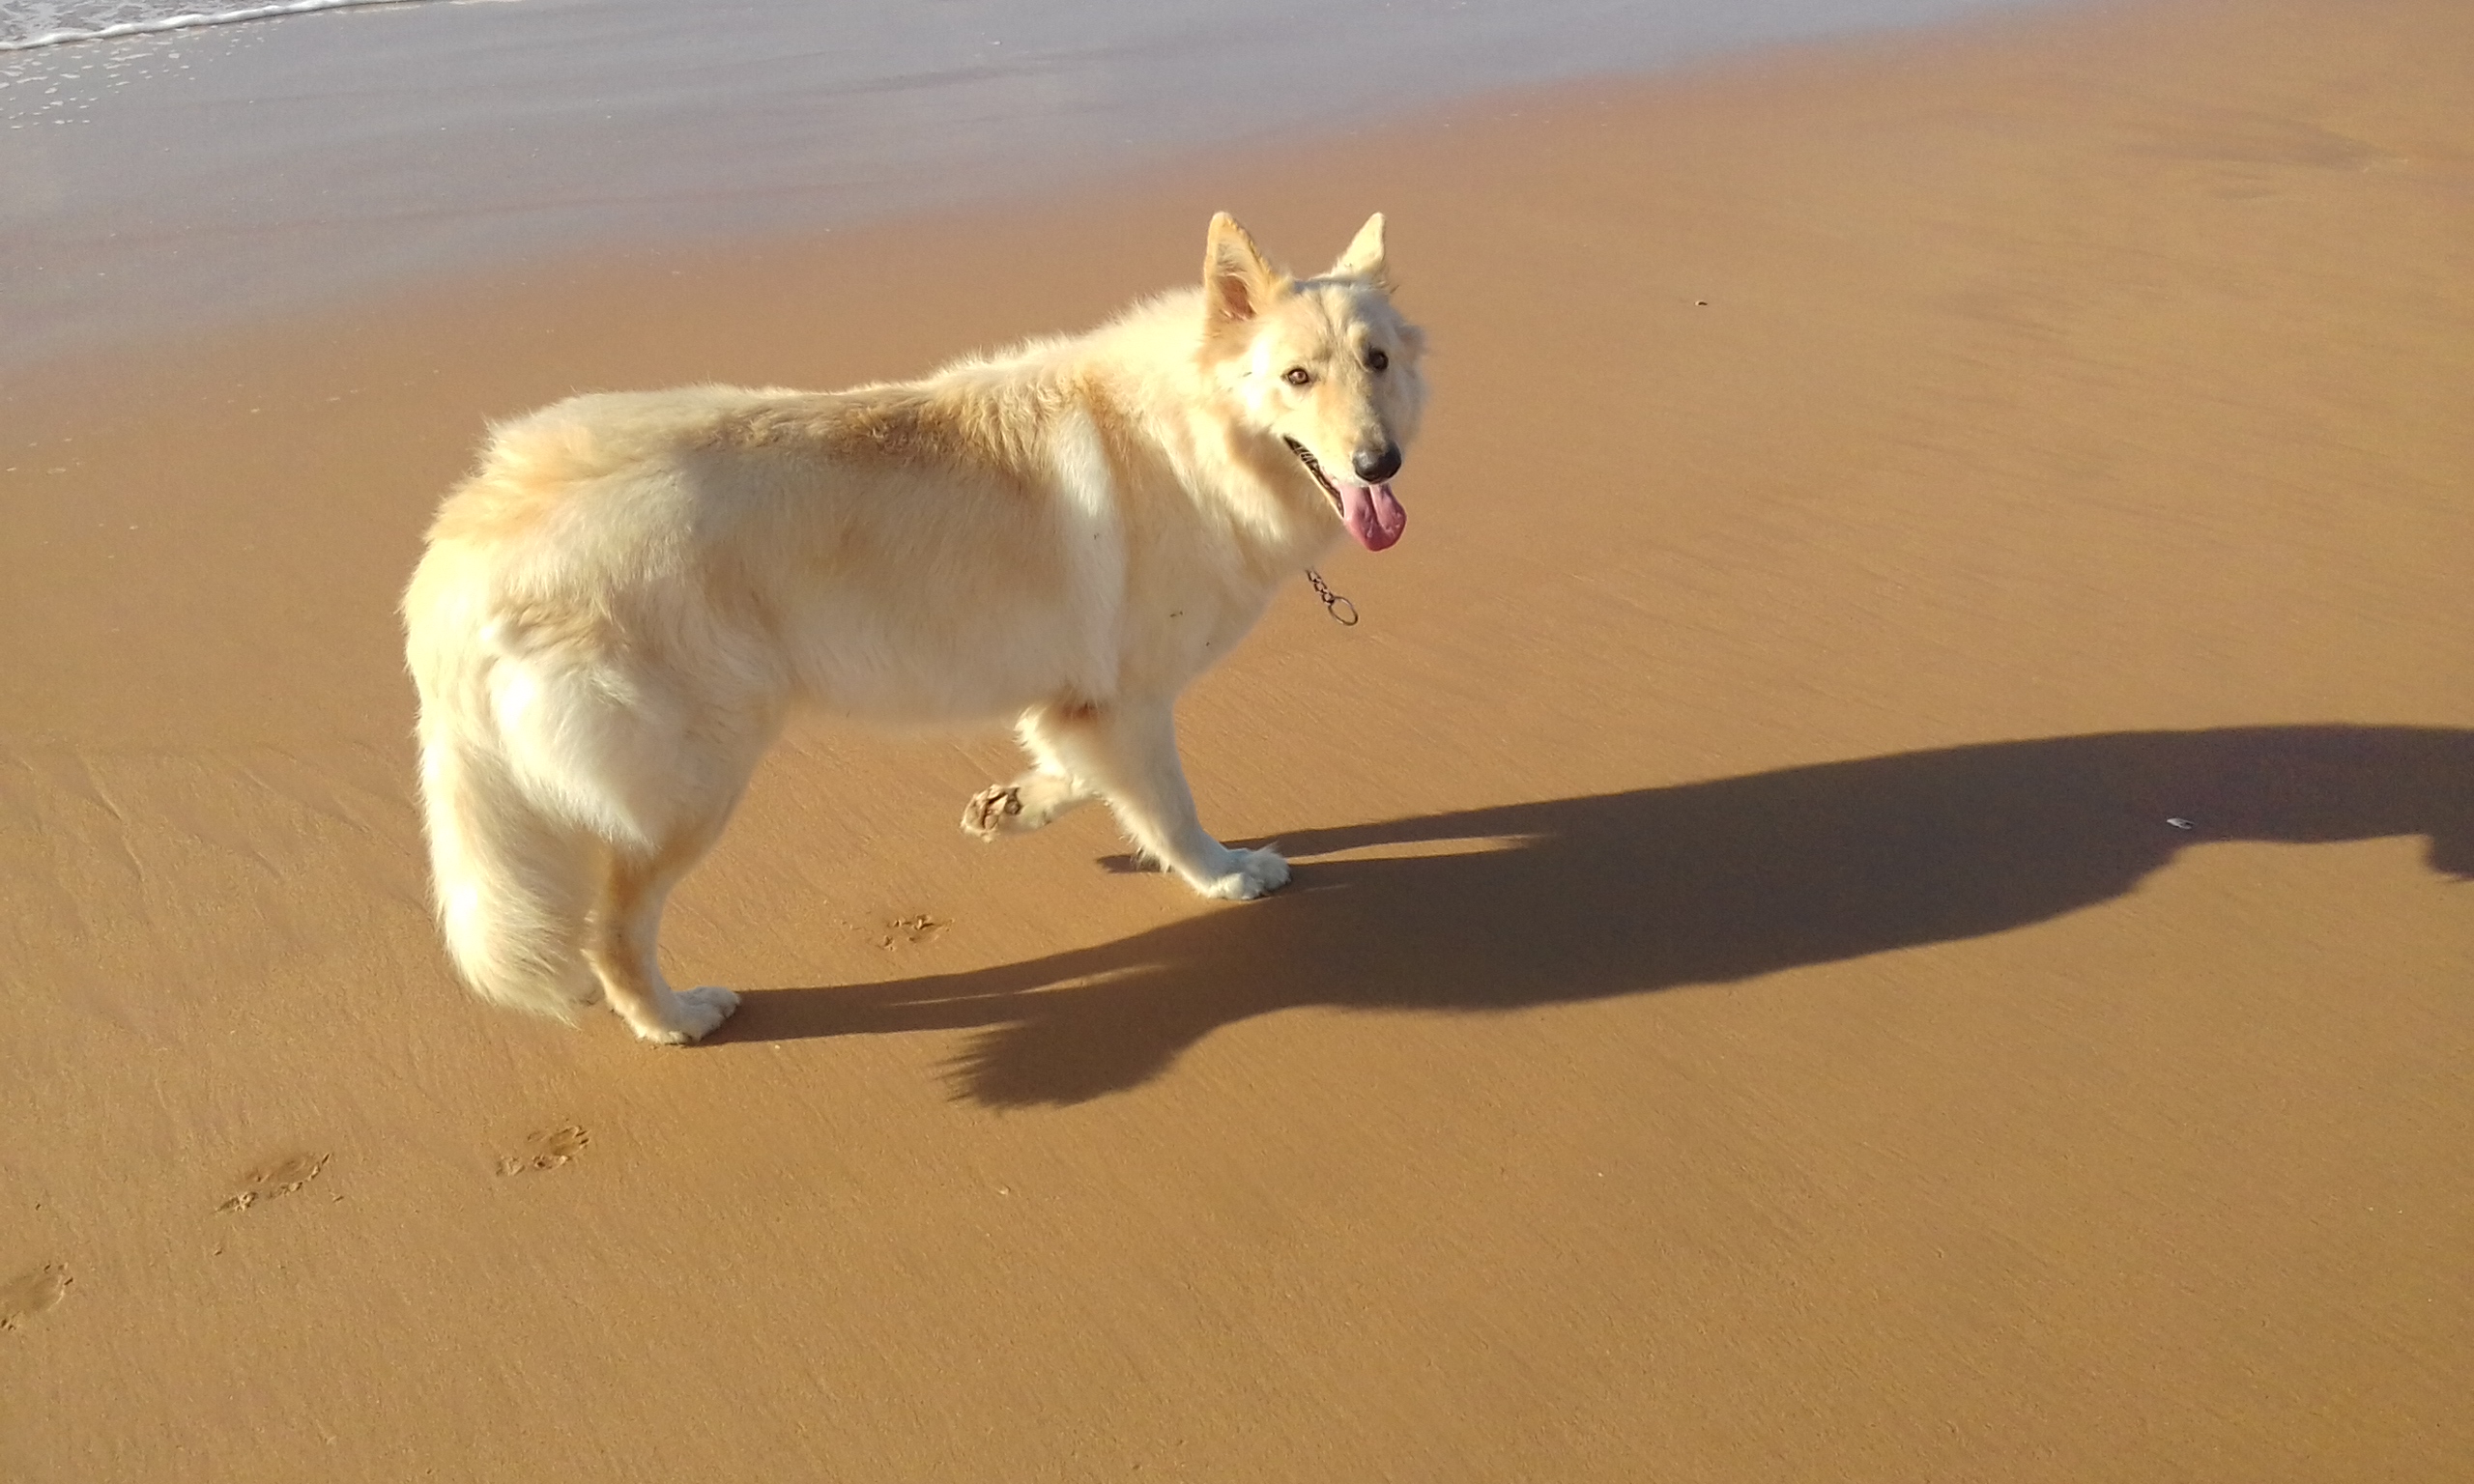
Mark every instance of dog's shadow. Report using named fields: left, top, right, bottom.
left=732, top=726, right=2472, bottom=1104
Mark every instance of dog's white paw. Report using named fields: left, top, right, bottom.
left=962, top=784, right=1024, bottom=840
left=967, top=776, right=1091, bottom=839
left=1197, top=845, right=1289, bottom=901
left=631, top=985, right=740, bottom=1046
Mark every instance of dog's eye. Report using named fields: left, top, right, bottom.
left=1282, top=366, right=1312, bottom=387
left=1367, top=349, right=1389, bottom=372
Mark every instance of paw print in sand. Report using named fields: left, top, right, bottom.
left=217, top=1153, right=331, bottom=1213
left=1, top=1264, right=72, bottom=1331
left=497, top=1125, right=589, bottom=1176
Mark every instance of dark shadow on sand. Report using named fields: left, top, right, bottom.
left=725, top=727, right=2472, bottom=1104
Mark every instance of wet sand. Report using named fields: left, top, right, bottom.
left=3, top=0, right=2470, bottom=1478
left=0, top=0, right=2054, bottom=366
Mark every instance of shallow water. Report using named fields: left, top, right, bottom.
left=0, top=0, right=2057, bottom=366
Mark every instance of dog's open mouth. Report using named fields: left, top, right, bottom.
left=1283, top=439, right=1406, bottom=553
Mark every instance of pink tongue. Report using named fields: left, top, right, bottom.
left=1339, top=482, right=1407, bottom=552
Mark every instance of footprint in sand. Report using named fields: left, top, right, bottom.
left=217, top=1153, right=331, bottom=1213
left=497, top=1125, right=589, bottom=1176
left=1, top=1264, right=72, bottom=1331
left=877, top=913, right=949, bottom=950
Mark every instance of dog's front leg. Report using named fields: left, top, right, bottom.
left=1040, top=698, right=1288, bottom=900
left=963, top=708, right=1102, bottom=840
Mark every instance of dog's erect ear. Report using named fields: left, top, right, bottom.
left=1203, top=213, right=1282, bottom=326
left=1328, top=212, right=1389, bottom=287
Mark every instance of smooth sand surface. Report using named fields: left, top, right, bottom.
left=4, top=0, right=2470, bottom=1477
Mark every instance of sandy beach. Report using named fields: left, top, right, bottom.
left=4, top=0, right=2470, bottom=1478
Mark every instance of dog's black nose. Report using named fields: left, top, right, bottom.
left=1352, top=444, right=1401, bottom=482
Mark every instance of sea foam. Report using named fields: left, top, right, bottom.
left=0, top=0, right=450, bottom=52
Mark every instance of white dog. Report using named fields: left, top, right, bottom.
left=403, top=213, right=1426, bottom=1043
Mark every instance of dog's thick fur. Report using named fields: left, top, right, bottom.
left=403, top=214, right=1427, bottom=1043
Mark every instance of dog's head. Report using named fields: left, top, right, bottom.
left=1201, top=212, right=1427, bottom=552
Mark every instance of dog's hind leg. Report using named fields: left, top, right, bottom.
left=585, top=809, right=740, bottom=1045
left=1028, top=698, right=1288, bottom=900
left=488, top=637, right=756, bottom=1044
left=571, top=712, right=763, bottom=1046
left=962, top=706, right=1103, bottom=840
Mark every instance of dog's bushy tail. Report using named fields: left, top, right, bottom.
left=406, top=557, right=600, bottom=1022
left=417, top=721, right=600, bottom=1020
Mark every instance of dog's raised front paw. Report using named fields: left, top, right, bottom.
left=1197, top=845, right=1289, bottom=901
left=963, top=784, right=1024, bottom=840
